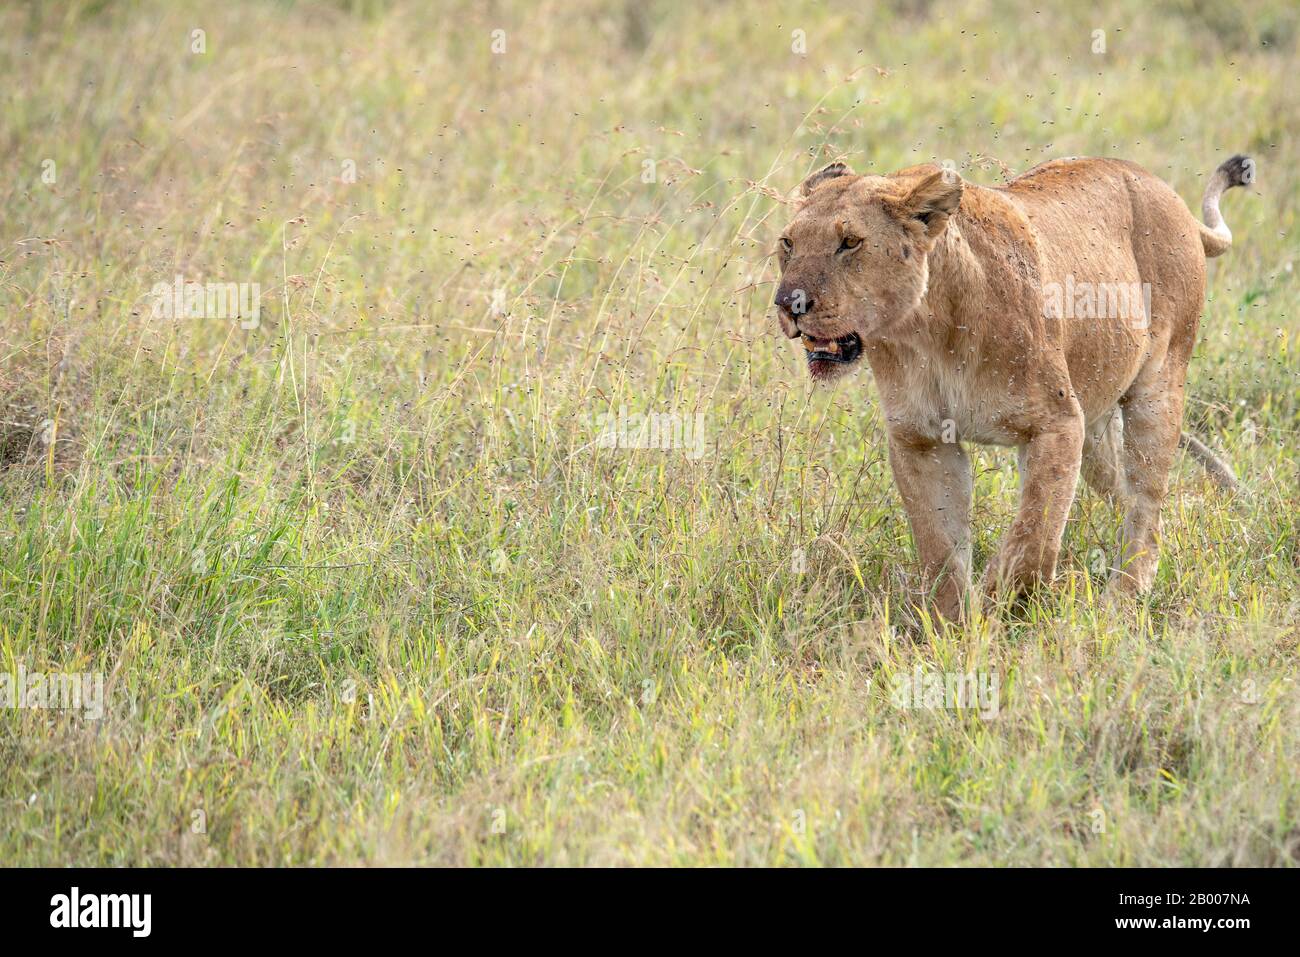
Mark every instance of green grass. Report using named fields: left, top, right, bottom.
left=1, top=0, right=1297, bottom=865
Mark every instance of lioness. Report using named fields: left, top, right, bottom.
left=774, top=154, right=1253, bottom=618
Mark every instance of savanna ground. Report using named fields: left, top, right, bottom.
left=1, top=0, right=1297, bottom=866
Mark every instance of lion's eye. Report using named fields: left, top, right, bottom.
left=838, top=236, right=863, bottom=253
left=779, top=237, right=792, bottom=253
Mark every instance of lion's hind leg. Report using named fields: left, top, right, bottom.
left=1081, top=406, right=1129, bottom=505
left=1108, top=364, right=1188, bottom=596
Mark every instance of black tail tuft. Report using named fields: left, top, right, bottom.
left=1219, top=154, right=1255, bottom=188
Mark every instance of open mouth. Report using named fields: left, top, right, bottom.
left=801, top=331, right=863, bottom=366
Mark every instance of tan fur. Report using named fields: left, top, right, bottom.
left=774, top=155, right=1252, bottom=618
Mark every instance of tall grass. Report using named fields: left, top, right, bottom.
left=1, top=0, right=1297, bottom=865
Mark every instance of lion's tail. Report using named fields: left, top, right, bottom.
left=1199, top=154, right=1254, bottom=258
left=1180, top=431, right=1241, bottom=493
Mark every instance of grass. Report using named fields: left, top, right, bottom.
left=0, top=0, right=1297, bottom=866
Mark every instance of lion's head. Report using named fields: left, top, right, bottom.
left=773, top=162, right=963, bottom=380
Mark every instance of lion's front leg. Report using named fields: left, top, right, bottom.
left=887, top=432, right=973, bottom=621
left=981, top=410, right=1085, bottom=604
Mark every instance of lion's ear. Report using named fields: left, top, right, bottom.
left=800, top=162, right=853, bottom=197
left=893, top=170, right=963, bottom=237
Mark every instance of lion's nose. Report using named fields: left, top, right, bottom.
left=774, top=286, right=814, bottom=319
